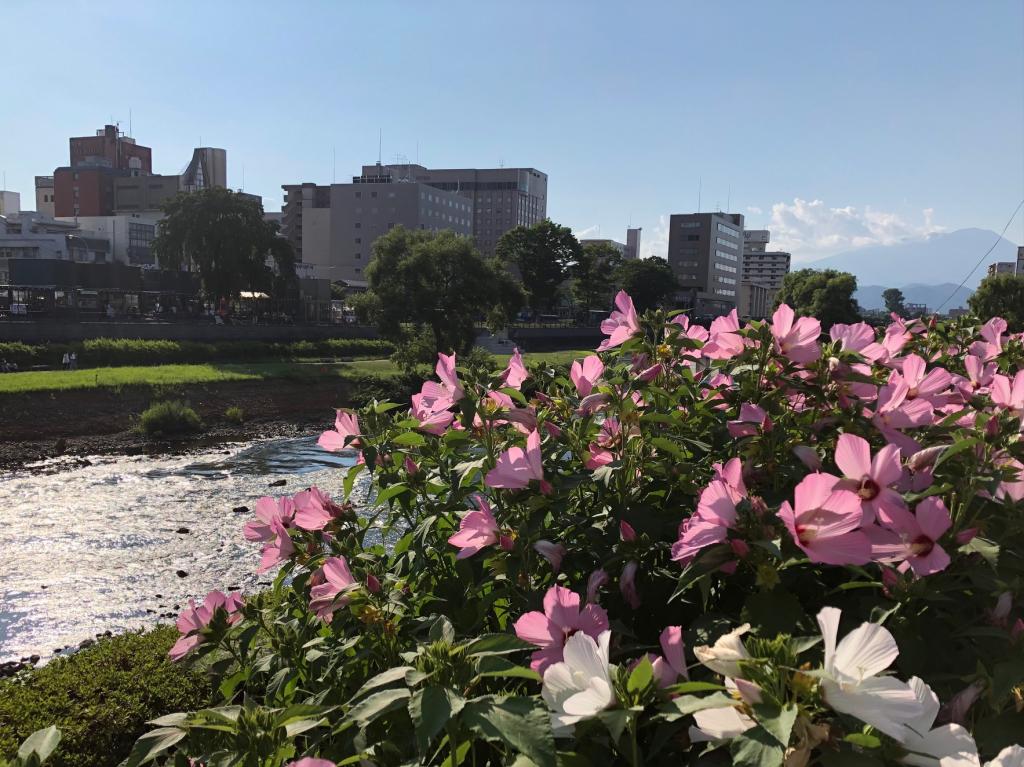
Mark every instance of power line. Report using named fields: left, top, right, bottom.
left=935, top=198, right=1024, bottom=312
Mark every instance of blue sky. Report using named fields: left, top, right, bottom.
left=2, top=0, right=1022, bottom=262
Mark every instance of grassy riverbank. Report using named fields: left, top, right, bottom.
left=0, top=351, right=584, bottom=394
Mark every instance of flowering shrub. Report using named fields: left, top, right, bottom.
left=128, top=296, right=1024, bottom=767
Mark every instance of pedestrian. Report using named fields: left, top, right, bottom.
left=70, top=352, right=77, bottom=370
left=62, top=352, right=70, bottom=370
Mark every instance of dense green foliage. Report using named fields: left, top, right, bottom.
left=153, top=188, right=295, bottom=299
left=774, top=268, right=861, bottom=328
left=496, top=220, right=581, bottom=313
left=0, top=628, right=210, bottom=767
left=882, top=287, right=906, bottom=316
left=138, top=400, right=204, bottom=436
left=969, top=273, right=1024, bottom=331
left=612, top=256, right=679, bottom=312
left=570, top=242, right=623, bottom=316
left=0, top=338, right=395, bottom=370
left=362, top=227, right=523, bottom=365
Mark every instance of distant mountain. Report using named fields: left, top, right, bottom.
left=856, top=283, right=974, bottom=311
left=806, top=228, right=1019, bottom=289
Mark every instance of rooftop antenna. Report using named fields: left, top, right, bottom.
left=727, top=185, right=731, bottom=212
left=697, top=177, right=702, bottom=212
left=377, top=129, right=382, bottom=166
left=332, top=145, right=336, bottom=183
left=416, top=141, right=419, bottom=165
left=242, top=164, right=245, bottom=190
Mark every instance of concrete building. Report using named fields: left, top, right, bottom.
left=0, top=191, right=20, bottom=218
left=55, top=214, right=160, bottom=265
left=739, top=282, right=772, bottom=321
left=625, top=227, right=642, bottom=260
left=181, top=148, right=227, bottom=191
left=739, top=229, right=791, bottom=318
left=35, top=177, right=55, bottom=217
left=281, top=177, right=473, bottom=283
left=114, top=174, right=181, bottom=213
left=68, top=124, right=152, bottom=174
left=988, top=261, right=1017, bottom=277
left=667, top=212, right=744, bottom=317
left=579, top=238, right=627, bottom=257
left=358, top=163, right=546, bottom=254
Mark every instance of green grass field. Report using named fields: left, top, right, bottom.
left=0, top=351, right=587, bottom=394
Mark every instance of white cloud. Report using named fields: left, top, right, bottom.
left=572, top=224, right=600, bottom=240
left=746, top=205, right=763, bottom=215
left=766, top=198, right=944, bottom=262
left=642, top=215, right=671, bottom=260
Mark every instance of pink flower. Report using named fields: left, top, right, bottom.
left=777, top=473, right=871, bottom=565
left=598, top=290, right=641, bottom=351
left=619, top=520, right=637, bottom=542
left=309, top=556, right=358, bottom=621
left=883, top=498, right=952, bottom=577
left=620, top=561, right=641, bottom=608
left=318, top=410, right=360, bottom=453
left=992, top=370, right=1024, bottom=416
left=671, top=314, right=710, bottom=345
left=872, top=379, right=933, bottom=452
left=863, top=324, right=910, bottom=365
left=771, top=304, right=821, bottom=364
left=570, top=355, right=604, bottom=397
left=502, top=347, right=529, bottom=389
left=513, top=585, right=610, bottom=673
left=485, top=430, right=550, bottom=493
left=257, top=518, right=295, bottom=572
left=702, top=310, right=744, bottom=360
left=713, top=457, right=747, bottom=498
left=671, top=479, right=740, bottom=565
left=830, top=322, right=876, bottom=354
left=448, top=497, right=510, bottom=559
left=410, top=397, right=454, bottom=435
left=534, top=540, right=566, bottom=572
left=169, top=590, right=244, bottom=661
left=833, top=433, right=907, bottom=525
left=410, top=352, right=465, bottom=430
left=293, top=487, right=346, bottom=531
left=793, top=445, right=823, bottom=471
left=956, top=355, right=996, bottom=398
left=287, top=759, right=336, bottom=767
left=727, top=403, right=771, bottom=438
left=586, top=569, right=609, bottom=603
left=897, top=354, right=953, bottom=406
left=243, top=496, right=295, bottom=543
left=651, top=626, right=688, bottom=687
left=969, top=316, right=1006, bottom=361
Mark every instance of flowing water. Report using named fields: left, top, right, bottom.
left=0, top=436, right=366, bottom=664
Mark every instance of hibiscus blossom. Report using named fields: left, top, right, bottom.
left=514, top=585, right=610, bottom=673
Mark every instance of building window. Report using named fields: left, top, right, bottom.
left=686, top=234, right=700, bottom=241
left=355, top=191, right=361, bottom=198
left=679, top=221, right=701, bottom=229
left=354, top=238, right=361, bottom=244
left=716, top=237, right=738, bottom=250
left=716, top=250, right=738, bottom=262
left=717, top=223, right=740, bottom=238
left=355, top=253, right=362, bottom=259
left=677, top=260, right=699, bottom=268
left=715, top=263, right=737, bottom=273
left=355, top=222, right=361, bottom=229
left=371, top=191, right=378, bottom=198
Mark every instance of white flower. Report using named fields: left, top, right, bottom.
left=941, top=744, right=1024, bottom=767
left=899, top=677, right=978, bottom=766
left=541, top=630, right=616, bottom=735
left=693, top=623, right=752, bottom=678
left=689, top=704, right=756, bottom=743
left=817, top=606, right=924, bottom=742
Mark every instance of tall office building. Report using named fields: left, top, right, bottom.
left=625, top=227, right=642, bottom=260
left=54, top=125, right=153, bottom=217
left=358, top=163, right=547, bottom=254
left=667, top=212, right=744, bottom=317
left=282, top=176, right=473, bottom=284
left=35, top=177, right=55, bottom=217
left=740, top=229, right=791, bottom=318
left=181, top=148, right=228, bottom=192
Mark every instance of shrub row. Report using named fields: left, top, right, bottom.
left=0, top=627, right=211, bottom=767
left=0, top=338, right=395, bottom=370
left=138, top=400, right=204, bottom=437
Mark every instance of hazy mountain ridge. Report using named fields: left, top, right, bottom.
left=855, top=283, right=973, bottom=311
left=805, top=228, right=1019, bottom=290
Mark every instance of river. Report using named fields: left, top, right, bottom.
left=0, top=436, right=364, bottom=664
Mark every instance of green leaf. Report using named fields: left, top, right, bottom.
left=409, top=686, right=465, bottom=752
left=474, top=655, right=542, bottom=682
left=463, top=633, right=534, bottom=657
left=596, top=708, right=631, bottom=742
left=933, top=437, right=980, bottom=470
left=627, top=656, right=654, bottom=694
left=17, top=727, right=61, bottom=763
left=959, top=536, right=1000, bottom=567
left=347, top=688, right=411, bottom=726
left=663, top=681, right=726, bottom=695
left=843, top=733, right=882, bottom=749
left=393, top=431, right=428, bottom=447
left=729, top=725, right=785, bottom=767
left=660, top=692, right=735, bottom=720
left=122, top=728, right=187, bottom=767
left=992, top=657, right=1024, bottom=703
left=343, top=463, right=366, bottom=499
left=461, top=695, right=556, bottom=767
left=752, top=702, right=798, bottom=747
left=375, top=483, right=409, bottom=504
left=350, top=665, right=414, bottom=700
left=648, top=436, right=684, bottom=459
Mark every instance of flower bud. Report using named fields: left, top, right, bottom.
left=366, top=574, right=382, bottom=594
left=533, top=540, right=566, bottom=572
left=619, top=520, right=637, bottom=542
left=908, top=445, right=946, bottom=472
left=586, top=569, right=609, bottom=603
left=792, top=445, right=822, bottom=471
left=956, top=527, right=978, bottom=545
left=730, top=539, right=750, bottom=558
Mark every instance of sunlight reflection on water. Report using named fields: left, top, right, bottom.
left=0, top=436, right=365, bottom=663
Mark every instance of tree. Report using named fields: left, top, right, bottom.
left=968, top=273, right=1024, bottom=331
left=774, top=268, right=861, bottom=329
left=362, top=227, right=524, bottom=363
left=882, top=288, right=906, bottom=316
left=153, top=188, right=295, bottom=298
left=495, top=220, right=581, bottom=313
left=571, top=241, right=623, bottom=316
left=613, top=257, right=679, bottom=313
